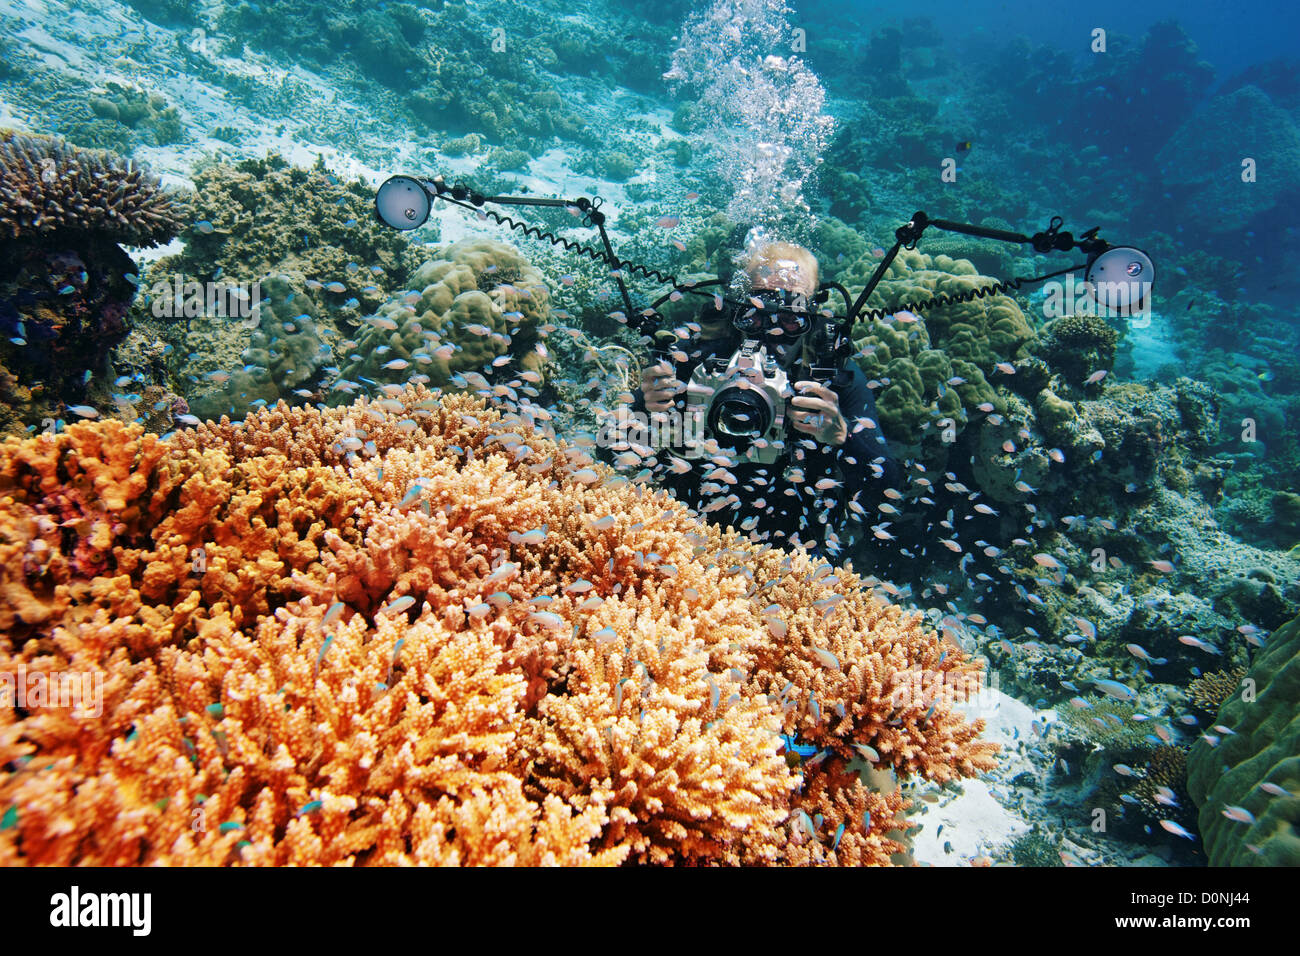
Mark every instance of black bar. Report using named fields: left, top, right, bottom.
left=480, top=195, right=579, bottom=208
left=593, top=219, right=637, bottom=320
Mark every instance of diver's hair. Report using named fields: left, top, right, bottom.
left=743, top=241, right=819, bottom=296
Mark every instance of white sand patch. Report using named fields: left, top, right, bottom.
left=908, top=688, right=1052, bottom=866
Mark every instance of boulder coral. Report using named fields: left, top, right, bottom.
left=0, top=389, right=996, bottom=866
left=184, top=274, right=333, bottom=422
left=1187, top=614, right=1300, bottom=866
left=335, top=240, right=551, bottom=395
left=1037, top=314, right=1120, bottom=386
left=842, top=248, right=1033, bottom=448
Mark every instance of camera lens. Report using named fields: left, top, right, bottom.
left=778, top=311, right=809, bottom=335
left=709, top=387, right=773, bottom=441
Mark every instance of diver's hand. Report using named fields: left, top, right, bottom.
left=790, top=380, right=848, bottom=445
left=641, top=360, right=679, bottom=413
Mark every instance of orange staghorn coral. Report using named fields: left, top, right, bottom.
left=0, top=388, right=997, bottom=866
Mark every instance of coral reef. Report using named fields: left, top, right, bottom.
left=81, top=83, right=184, bottom=151
left=154, top=154, right=423, bottom=308
left=0, top=133, right=183, bottom=404
left=144, top=154, right=435, bottom=419
left=213, top=1, right=590, bottom=149
left=0, top=391, right=997, bottom=865
left=334, top=239, right=550, bottom=395
left=1129, top=745, right=1195, bottom=831
left=0, top=132, right=183, bottom=247
left=1058, top=701, right=1198, bottom=844
left=1187, top=614, right=1300, bottom=866
left=982, top=20, right=1214, bottom=168
left=1155, top=85, right=1300, bottom=234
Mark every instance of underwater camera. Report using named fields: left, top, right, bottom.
left=685, top=338, right=792, bottom=464
left=681, top=289, right=843, bottom=465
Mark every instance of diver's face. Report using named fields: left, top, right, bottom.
left=747, top=284, right=811, bottom=364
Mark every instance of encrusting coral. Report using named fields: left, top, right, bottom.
left=0, top=389, right=996, bottom=866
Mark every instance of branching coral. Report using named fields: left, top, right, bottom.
left=1186, top=666, right=1246, bottom=716
left=0, top=389, right=996, bottom=866
left=0, top=133, right=183, bottom=399
left=0, top=131, right=183, bottom=246
left=1129, top=745, right=1194, bottom=828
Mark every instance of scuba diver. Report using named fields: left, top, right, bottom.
left=632, top=238, right=896, bottom=555
left=373, top=174, right=1154, bottom=560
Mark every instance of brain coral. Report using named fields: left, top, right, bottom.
left=1187, top=614, right=1300, bottom=866
left=0, top=390, right=995, bottom=866
left=335, top=239, right=550, bottom=395
left=841, top=248, right=1033, bottom=446
left=0, top=131, right=182, bottom=247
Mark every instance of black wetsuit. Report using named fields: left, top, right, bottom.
left=632, top=329, right=895, bottom=555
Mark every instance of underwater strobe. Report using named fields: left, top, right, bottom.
left=375, top=175, right=434, bottom=230
left=1084, top=245, right=1155, bottom=316
left=844, top=212, right=1157, bottom=337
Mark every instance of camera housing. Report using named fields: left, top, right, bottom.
left=685, top=339, right=790, bottom=465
